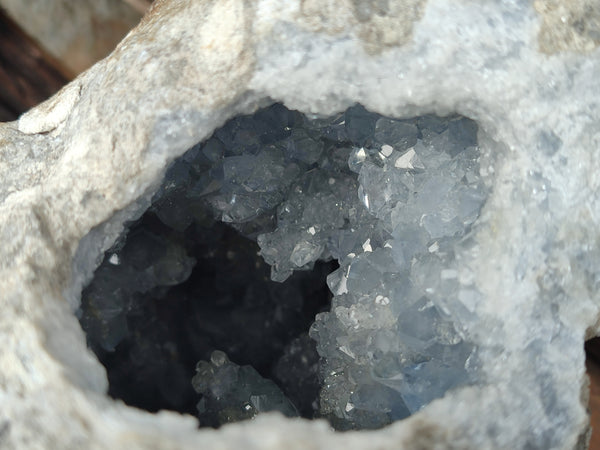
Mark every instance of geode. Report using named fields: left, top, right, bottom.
left=1, top=0, right=599, bottom=449
left=78, top=103, right=483, bottom=430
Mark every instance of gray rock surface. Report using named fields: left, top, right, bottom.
left=1, top=0, right=599, bottom=448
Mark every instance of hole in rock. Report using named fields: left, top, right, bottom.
left=78, top=103, right=488, bottom=430
left=79, top=214, right=334, bottom=419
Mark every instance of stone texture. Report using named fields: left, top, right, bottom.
left=534, top=0, right=600, bottom=54
left=1, top=0, right=599, bottom=449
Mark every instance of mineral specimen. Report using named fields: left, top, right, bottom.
left=80, top=103, right=484, bottom=431
left=192, top=350, right=298, bottom=427
left=2, top=0, right=599, bottom=449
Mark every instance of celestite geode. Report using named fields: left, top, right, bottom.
left=79, top=104, right=484, bottom=430
left=1, top=1, right=599, bottom=449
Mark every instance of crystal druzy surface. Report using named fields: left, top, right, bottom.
left=192, top=350, right=299, bottom=427
left=79, top=103, right=488, bottom=430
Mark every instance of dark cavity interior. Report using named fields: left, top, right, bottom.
left=78, top=102, right=484, bottom=430
left=79, top=211, right=335, bottom=419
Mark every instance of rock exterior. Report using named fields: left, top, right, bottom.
left=0, top=0, right=599, bottom=449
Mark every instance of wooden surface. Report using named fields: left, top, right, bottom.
left=587, top=338, right=600, bottom=449
left=0, top=11, right=70, bottom=122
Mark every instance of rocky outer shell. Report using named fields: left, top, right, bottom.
left=0, top=0, right=598, bottom=449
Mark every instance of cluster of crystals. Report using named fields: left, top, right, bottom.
left=78, top=227, right=196, bottom=352
left=192, top=350, right=299, bottom=427
left=304, top=113, right=485, bottom=429
left=79, top=216, right=327, bottom=415
left=191, top=105, right=485, bottom=429
left=149, top=103, right=316, bottom=235
left=80, top=103, right=487, bottom=429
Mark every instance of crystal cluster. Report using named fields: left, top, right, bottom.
left=308, top=115, right=485, bottom=429
left=80, top=103, right=488, bottom=429
left=192, top=350, right=298, bottom=427
left=78, top=228, right=196, bottom=352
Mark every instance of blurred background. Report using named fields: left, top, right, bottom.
left=1, top=1, right=599, bottom=447
left=0, top=0, right=150, bottom=121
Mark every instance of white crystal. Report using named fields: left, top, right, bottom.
left=290, top=241, right=323, bottom=267
left=362, top=239, right=373, bottom=253
left=380, top=144, right=394, bottom=157
left=394, top=148, right=417, bottom=169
